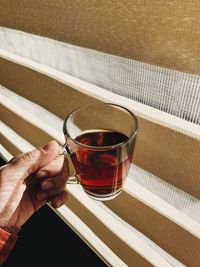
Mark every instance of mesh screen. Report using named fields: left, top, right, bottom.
left=0, top=27, right=199, bottom=125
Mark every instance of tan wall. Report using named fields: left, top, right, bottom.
left=0, top=0, right=200, bottom=74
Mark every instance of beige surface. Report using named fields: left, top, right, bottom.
left=0, top=57, right=200, bottom=200
left=0, top=0, right=200, bottom=74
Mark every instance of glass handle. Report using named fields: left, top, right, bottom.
left=67, top=175, right=79, bottom=184
left=59, top=144, right=79, bottom=184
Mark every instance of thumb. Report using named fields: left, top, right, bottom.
left=10, top=140, right=60, bottom=180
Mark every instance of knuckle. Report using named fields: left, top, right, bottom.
left=9, top=153, right=23, bottom=164
left=21, top=149, right=41, bottom=161
left=21, top=152, right=33, bottom=161
left=10, top=149, right=41, bottom=166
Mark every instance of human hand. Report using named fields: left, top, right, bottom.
left=0, top=141, right=68, bottom=228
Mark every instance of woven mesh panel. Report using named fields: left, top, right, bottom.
left=0, top=27, right=199, bottom=124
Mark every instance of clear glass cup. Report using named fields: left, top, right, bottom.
left=62, top=103, right=138, bottom=201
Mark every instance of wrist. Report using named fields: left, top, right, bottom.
left=0, top=224, right=21, bottom=236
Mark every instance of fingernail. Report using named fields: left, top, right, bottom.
left=54, top=200, right=61, bottom=208
left=42, top=180, right=54, bottom=190
left=37, top=191, right=48, bottom=201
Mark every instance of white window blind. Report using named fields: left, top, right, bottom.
left=0, top=1, right=200, bottom=266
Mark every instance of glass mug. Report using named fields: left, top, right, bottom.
left=62, top=103, right=138, bottom=201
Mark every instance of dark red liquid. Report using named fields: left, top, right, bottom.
left=71, top=131, right=131, bottom=198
